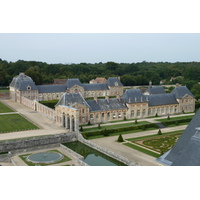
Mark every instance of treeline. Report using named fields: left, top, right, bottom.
left=1, top=58, right=200, bottom=98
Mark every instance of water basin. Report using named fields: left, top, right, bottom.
left=27, top=152, right=63, bottom=164
left=63, top=141, right=126, bottom=166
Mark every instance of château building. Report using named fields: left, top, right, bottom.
left=9, top=73, right=195, bottom=127
left=9, top=73, right=123, bottom=102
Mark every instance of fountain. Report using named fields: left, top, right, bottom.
left=27, top=151, right=64, bottom=164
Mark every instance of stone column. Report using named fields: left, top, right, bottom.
left=70, top=116, right=72, bottom=132
left=65, top=114, right=68, bottom=129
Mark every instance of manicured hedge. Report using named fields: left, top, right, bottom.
left=82, top=123, right=158, bottom=139
left=161, top=117, right=192, bottom=126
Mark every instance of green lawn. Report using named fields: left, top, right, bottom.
left=0, top=102, right=14, bottom=113
left=0, top=90, right=9, bottom=93
left=82, top=121, right=151, bottom=132
left=88, top=127, right=157, bottom=140
left=39, top=100, right=58, bottom=109
left=19, top=149, right=71, bottom=166
left=0, top=114, right=39, bottom=133
left=156, top=115, right=194, bottom=122
left=123, top=143, right=160, bottom=158
left=126, top=130, right=183, bottom=141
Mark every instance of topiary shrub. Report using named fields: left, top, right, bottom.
left=79, top=126, right=83, bottom=131
left=158, top=129, right=162, bottom=135
left=87, top=120, right=91, bottom=125
left=167, top=115, right=170, bottom=120
left=135, top=119, right=138, bottom=124
left=103, top=129, right=109, bottom=136
left=98, top=123, right=101, bottom=129
left=81, top=132, right=87, bottom=139
left=124, top=116, right=127, bottom=121
left=118, top=134, right=124, bottom=142
left=141, top=125, right=146, bottom=131
left=155, top=113, right=158, bottom=117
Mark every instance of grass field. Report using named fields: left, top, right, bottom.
left=82, top=121, right=151, bottom=132
left=123, top=143, right=160, bottom=158
left=0, top=102, right=14, bottom=113
left=87, top=127, right=157, bottom=140
left=0, top=114, right=39, bottom=133
left=39, top=100, right=58, bottom=109
left=156, top=115, right=194, bottom=122
left=0, top=90, right=9, bottom=93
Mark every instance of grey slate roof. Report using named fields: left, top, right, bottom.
left=66, top=79, right=82, bottom=88
left=82, top=83, right=108, bottom=91
left=157, top=109, right=200, bottom=166
left=171, top=86, right=194, bottom=99
left=10, top=73, right=38, bottom=91
left=147, top=93, right=178, bottom=106
left=37, top=85, right=66, bottom=93
left=122, top=89, right=148, bottom=103
left=145, top=86, right=166, bottom=95
left=56, top=92, right=89, bottom=107
left=86, top=98, right=127, bottom=112
left=107, top=77, right=123, bottom=87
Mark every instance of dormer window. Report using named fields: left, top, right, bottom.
left=27, top=85, right=31, bottom=90
left=115, top=82, right=118, bottom=86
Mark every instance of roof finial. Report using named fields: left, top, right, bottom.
left=149, top=81, right=152, bottom=88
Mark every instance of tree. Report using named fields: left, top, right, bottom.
left=80, top=126, right=83, bottom=131
left=158, top=129, right=162, bottom=135
left=103, top=129, right=109, bottom=136
left=118, top=134, right=124, bottom=142
left=98, top=123, right=101, bottom=129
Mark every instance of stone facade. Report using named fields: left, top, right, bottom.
left=10, top=73, right=123, bottom=102
left=9, top=73, right=196, bottom=128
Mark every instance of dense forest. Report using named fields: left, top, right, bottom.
left=1, top=58, right=200, bottom=98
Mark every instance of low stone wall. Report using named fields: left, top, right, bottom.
left=0, top=133, right=76, bottom=153
left=21, top=96, right=35, bottom=110
left=0, top=92, right=10, bottom=100
left=76, top=133, right=140, bottom=166
left=35, top=101, right=55, bottom=121
left=60, top=144, right=88, bottom=166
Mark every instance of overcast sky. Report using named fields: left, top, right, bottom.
left=0, top=33, right=200, bottom=64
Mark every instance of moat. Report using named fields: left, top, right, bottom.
left=63, top=141, right=126, bottom=166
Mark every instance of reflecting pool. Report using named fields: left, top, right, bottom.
left=63, top=141, right=126, bottom=166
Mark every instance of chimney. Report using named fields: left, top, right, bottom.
left=66, top=89, right=70, bottom=93
left=176, top=83, right=180, bottom=87
left=118, top=76, right=121, bottom=80
left=192, top=127, right=200, bottom=140
left=117, top=95, right=121, bottom=102
left=105, top=96, right=109, bottom=103
left=94, top=96, right=98, bottom=103
left=149, top=81, right=152, bottom=88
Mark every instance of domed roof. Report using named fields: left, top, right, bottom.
left=10, top=72, right=38, bottom=91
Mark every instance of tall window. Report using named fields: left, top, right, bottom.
left=142, top=109, right=146, bottom=116
left=131, top=110, right=134, bottom=118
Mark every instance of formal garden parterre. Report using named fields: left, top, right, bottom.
left=123, top=130, right=183, bottom=158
